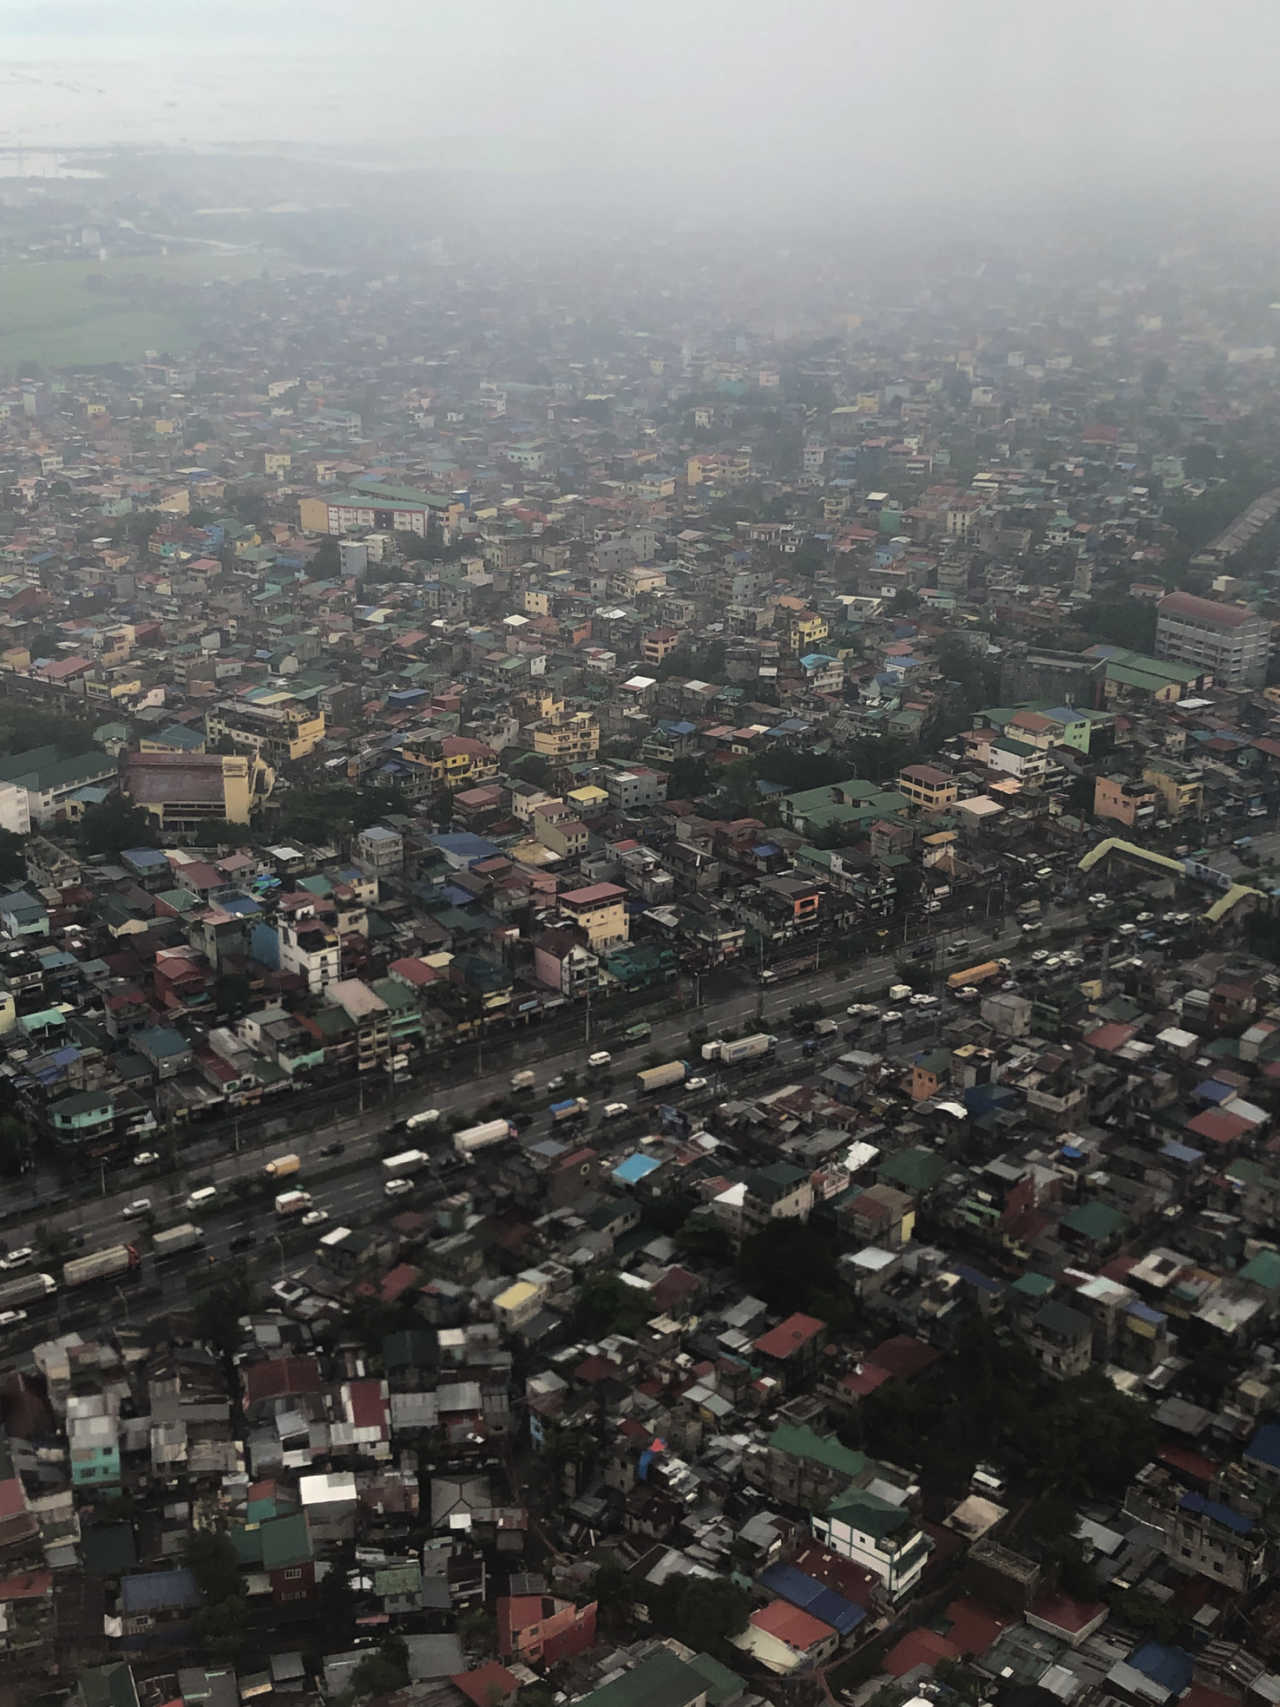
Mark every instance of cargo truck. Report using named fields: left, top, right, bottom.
left=622, top=1021, right=652, bottom=1044
left=382, top=1149, right=430, bottom=1179
left=0, top=1271, right=56, bottom=1309
left=636, top=1060, right=688, bottom=1094
left=264, top=1154, right=300, bottom=1180
left=453, top=1119, right=517, bottom=1156
left=63, top=1244, right=139, bottom=1288
left=946, top=960, right=1006, bottom=992
left=274, top=1190, right=313, bottom=1218
left=152, top=1223, right=204, bottom=1257
left=701, top=1033, right=776, bottom=1065
left=509, top=1070, right=536, bottom=1092
left=550, top=1097, right=589, bottom=1124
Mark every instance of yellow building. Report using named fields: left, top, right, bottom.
left=265, top=451, right=292, bottom=477
left=206, top=691, right=325, bottom=764
left=788, top=611, right=829, bottom=653
left=524, top=588, right=552, bottom=616
left=897, top=764, right=959, bottom=811
left=560, top=882, right=628, bottom=950
left=298, top=495, right=330, bottom=533
left=1142, top=761, right=1205, bottom=818
left=124, top=751, right=273, bottom=830
left=530, top=710, right=600, bottom=762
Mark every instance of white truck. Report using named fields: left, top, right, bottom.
left=152, top=1223, right=204, bottom=1256
left=701, top=1033, right=776, bottom=1066
left=274, top=1191, right=314, bottom=1218
left=509, top=1070, right=536, bottom=1092
left=381, top=1149, right=431, bottom=1179
left=63, top=1245, right=139, bottom=1288
left=453, top=1119, right=517, bottom=1156
left=0, top=1271, right=55, bottom=1309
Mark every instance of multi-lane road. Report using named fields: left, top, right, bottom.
left=0, top=902, right=1089, bottom=1352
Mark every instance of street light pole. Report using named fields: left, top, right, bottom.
left=271, top=1233, right=285, bottom=1280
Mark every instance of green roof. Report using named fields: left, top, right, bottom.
left=1240, top=1249, right=1280, bottom=1293
left=769, top=1422, right=866, bottom=1481
left=259, top=1511, right=311, bottom=1572
left=826, top=1487, right=912, bottom=1538
left=1061, top=1200, right=1127, bottom=1241
left=878, top=1146, right=947, bottom=1193
left=685, top=1652, right=747, bottom=1707
left=578, top=1649, right=707, bottom=1707
left=1010, top=1271, right=1056, bottom=1299
left=349, top=478, right=452, bottom=508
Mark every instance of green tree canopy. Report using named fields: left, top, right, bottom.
left=77, top=794, right=157, bottom=860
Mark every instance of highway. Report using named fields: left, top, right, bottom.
left=0, top=901, right=1088, bottom=1354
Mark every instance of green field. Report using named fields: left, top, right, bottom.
left=0, top=251, right=271, bottom=372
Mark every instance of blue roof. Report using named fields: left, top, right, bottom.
left=1127, top=1644, right=1193, bottom=1695
left=613, top=1153, right=661, bottom=1185
left=1126, top=1300, right=1166, bottom=1327
left=1160, top=1140, right=1203, bottom=1164
left=1179, top=1491, right=1253, bottom=1534
left=1193, top=1079, right=1234, bottom=1104
left=950, top=1262, right=1005, bottom=1296
left=759, top=1563, right=865, bottom=1636
left=1245, top=1422, right=1280, bottom=1472
left=1060, top=1144, right=1085, bottom=1160
left=123, top=846, right=168, bottom=868
left=120, top=1568, right=200, bottom=1613
left=432, top=833, right=502, bottom=863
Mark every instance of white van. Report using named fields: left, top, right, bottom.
left=185, top=1185, right=218, bottom=1212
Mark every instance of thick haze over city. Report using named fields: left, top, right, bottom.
left=3, top=4, right=1280, bottom=1704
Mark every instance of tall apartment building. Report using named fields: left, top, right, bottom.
left=206, top=691, right=325, bottom=765
left=1155, top=591, right=1271, bottom=688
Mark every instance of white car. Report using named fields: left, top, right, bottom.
left=301, top=1209, right=328, bottom=1227
left=602, top=1101, right=630, bottom=1120
left=1088, top=892, right=1108, bottom=905
left=1043, top=956, right=1063, bottom=971
left=910, top=993, right=939, bottom=1007
left=0, top=1309, right=27, bottom=1328
left=1136, top=911, right=1155, bottom=923
left=1019, top=921, right=1039, bottom=934
left=121, top=1198, right=152, bottom=1220
left=1117, top=922, right=1138, bottom=936
left=1031, top=948, right=1050, bottom=962
left=586, top=1051, right=613, bottom=1069
left=132, top=1151, right=159, bottom=1168
left=684, top=1076, right=709, bottom=1092
left=1170, top=912, right=1192, bottom=926
left=846, top=1003, right=876, bottom=1018
left=0, top=1247, right=33, bottom=1271
left=384, top=1177, right=414, bottom=1198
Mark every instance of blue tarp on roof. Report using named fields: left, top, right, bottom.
left=1126, top=1300, right=1166, bottom=1327
left=613, top=1153, right=661, bottom=1185
left=1127, top=1644, right=1193, bottom=1696
left=1193, top=1079, right=1234, bottom=1104
left=1245, top=1422, right=1280, bottom=1472
left=759, top=1563, right=865, bottom=1636
left=1179, top=1492, right=1253, bottom=1534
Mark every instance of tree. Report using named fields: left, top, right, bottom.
left=737, top=1219, right=840, bottom=1316
left=194, top=1593, right=250, bottom=1661
left=666, top=755, right=711, bottom=801
left=214, top=973, right=254, bottom=1017
left=306, top=538, right=341, bottom=580
left=644, top=1573, right=750, bottom=1652
left=348, top=1635, right=410, bottom=1699
left=77, top=795, right=156, bottom=860
left=574, top=1270, right=651, bottom=1338
left=183, top=1529, right=243, bottom=1604
left=1079, top=599, right=1157, bottom=653
left=0, top=1114, right=30, bottom=1177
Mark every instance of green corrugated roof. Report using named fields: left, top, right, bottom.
left=259, top=1511, right=311, bottom=1572
left=768, top=1422, right=866, bottom=1480
left=1240, top=1249, right=1280, bottom=1292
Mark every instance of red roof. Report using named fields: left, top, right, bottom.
left=241, top=1356, right=322, bottom=1403
left=1160, top=590, right=1257, bottom=630
left=790, top=1541, right=877, bottom=1606
left=750, top=1597, right=835, bottom=1650
left=867, top=1335, right=941, bottom=1381
left=1083, top=1021, right=1137, bottom=1054
left=0, top=1569, right=50, bottom=1601
left=942, top=1596, right=1007, bottom=1655
left=884, top=1628, right=960, bottom=1676
left=754, top=1312, right=827, bottom=1360
left=1186, top=1109, right=1251, bottom=1146
left=450, top=1663, right=518, bottom=1707
left=1027, top=1591, right=1106, bottom=1637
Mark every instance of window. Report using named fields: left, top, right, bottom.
left=283, top=1566, right=304, bottom=1581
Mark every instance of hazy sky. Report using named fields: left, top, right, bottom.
left=0, top=0, right=1274, bottom=202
